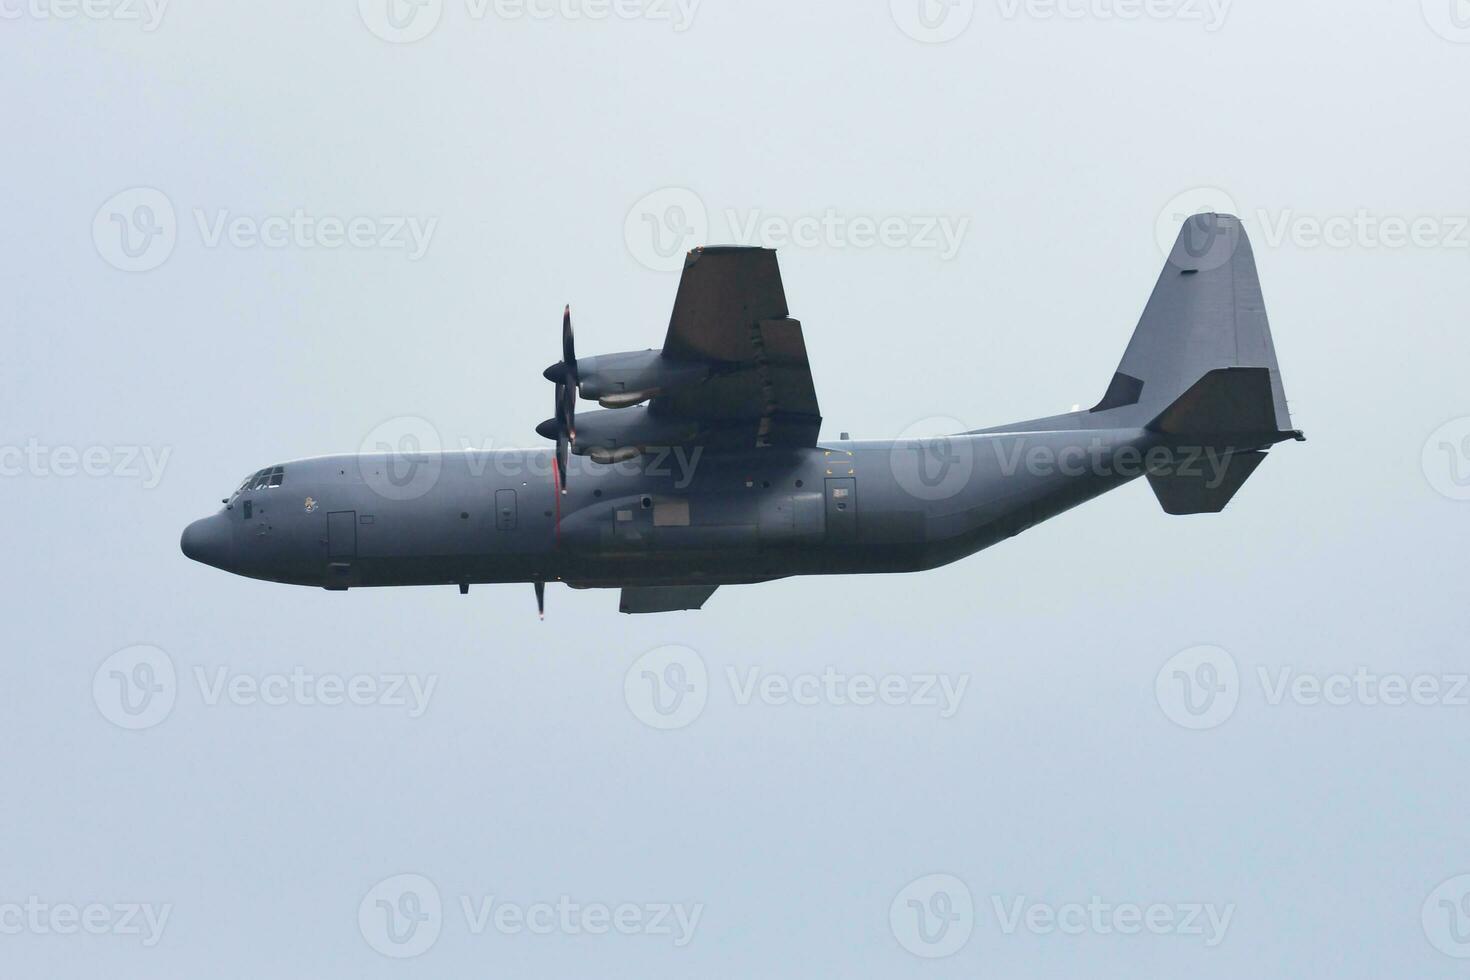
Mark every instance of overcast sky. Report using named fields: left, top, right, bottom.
left=4, top=1, right=1470, bottom=976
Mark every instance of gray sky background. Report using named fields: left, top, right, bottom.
left=4, top=1, right=1470, bottom=976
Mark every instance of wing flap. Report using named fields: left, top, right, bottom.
left=618, top=585, right=719, bottom=614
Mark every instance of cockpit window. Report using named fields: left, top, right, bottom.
left=230, top=466, right=285, bottom=501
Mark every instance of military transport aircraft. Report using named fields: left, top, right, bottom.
left=182, top=213, right=1303, bottom=614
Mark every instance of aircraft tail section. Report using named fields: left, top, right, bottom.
left=1094, top=213, right=1295, bottom=431
left=975, top=214, right=1303, bottom=450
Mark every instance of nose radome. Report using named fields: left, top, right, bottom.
left=181, top=515, right=232, bottom=569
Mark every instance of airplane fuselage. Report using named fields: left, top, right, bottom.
left=181, top=428, right=1153, bottom=593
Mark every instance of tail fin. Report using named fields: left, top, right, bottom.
left=1110, top=214, right=1304, bottom=515
left=1093, top=213, right=1296, bottom=434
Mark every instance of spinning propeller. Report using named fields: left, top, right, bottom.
left=536, top=305, right=578, bottom=493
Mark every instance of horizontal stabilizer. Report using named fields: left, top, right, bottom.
left=1147, top=450, right=1267, bottom=515
left=619, top=585, right=719, bottom=614
left=1147, top=367, right=1299, bottom=443
left=1152, top=367, right=1281, bottom=437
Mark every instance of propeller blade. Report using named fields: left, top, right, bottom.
left=561, top=377, right=577, bottom=441
left=562, top=304, right=576, bottom=376
left=534, top=580, right=545, bottom=620
left=555, top=430, right=569, bottom=494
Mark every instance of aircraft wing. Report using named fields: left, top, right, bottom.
left=651, top=247, right=822, bottom=448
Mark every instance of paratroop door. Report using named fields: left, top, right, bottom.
left=327, top=511, right=357, bottom=559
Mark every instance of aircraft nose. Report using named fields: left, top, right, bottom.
left=181, top=515, right=233, bottom=569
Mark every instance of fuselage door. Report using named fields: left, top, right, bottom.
left=328, top=511, right=357, bottom=560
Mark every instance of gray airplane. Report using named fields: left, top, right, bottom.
left=182, top=213, right=1303, bottom=614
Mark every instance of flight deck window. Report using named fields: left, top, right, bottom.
left=267, top=467, right=284, bottom=487
left=250, top=471, right=269, bottom=491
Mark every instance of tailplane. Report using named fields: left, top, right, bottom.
left=1142, top=367, right=1304, bottom=515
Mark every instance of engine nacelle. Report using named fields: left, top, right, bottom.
left=574, top=350, right=711, bottom=408
left=571, top=405, right=700, bottom=458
